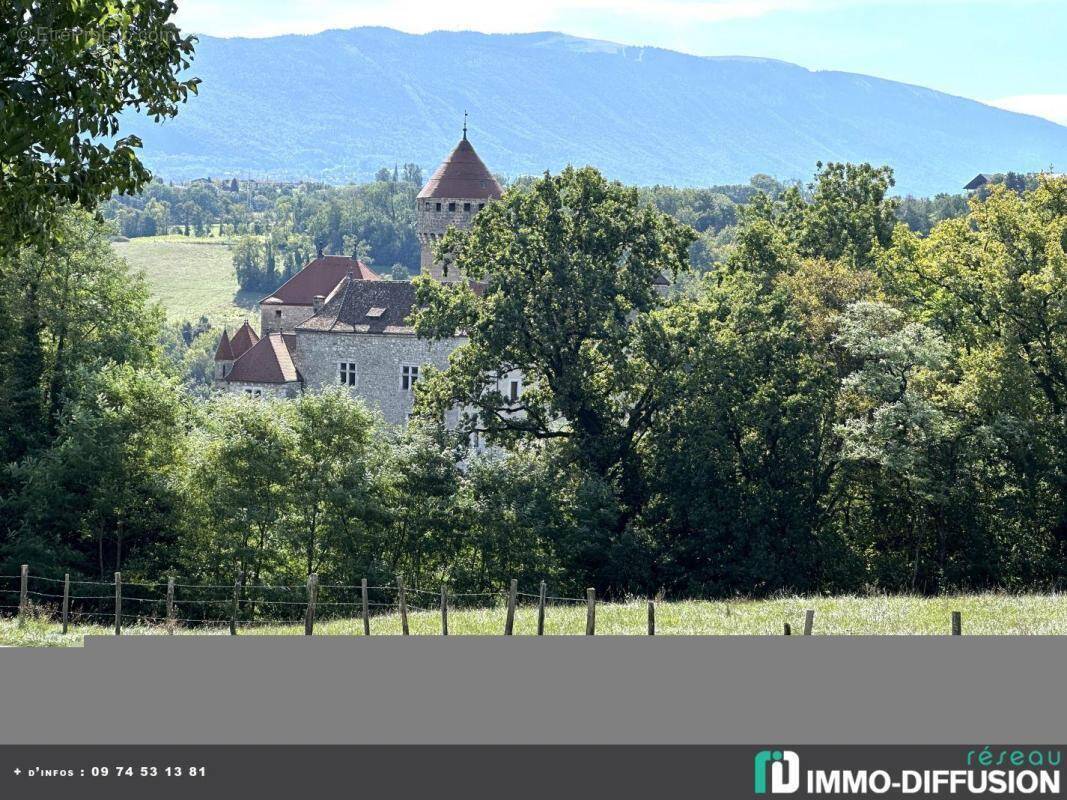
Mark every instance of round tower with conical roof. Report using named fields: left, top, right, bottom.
left=416, top=124, right=502, bottom=281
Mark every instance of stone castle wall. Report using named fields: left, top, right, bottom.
left=293, top=330, right=464, bottom=427
left=417, top=197, right=489, bottom=281
left=227, top=381, right=301, bottom=400
left=261, top=304, right=316, bottom=335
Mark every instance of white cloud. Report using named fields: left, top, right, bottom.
left=986, top=94, right=1067, bottom=127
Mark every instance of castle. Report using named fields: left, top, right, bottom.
left=213, top=130, right=515, bottom=427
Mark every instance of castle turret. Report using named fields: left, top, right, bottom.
left=416, top=124, right=502, bottom=281
left=213, top=329, right=234, bottom=383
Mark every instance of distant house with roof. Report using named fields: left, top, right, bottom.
left=963, top=173, right=999, bottom=191
left=213, top=129, right=514, bottom=424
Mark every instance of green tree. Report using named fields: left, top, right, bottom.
left=413, top=167, right=694, bottom=480
left=833, top=302, right=954, bottom=590
left=1, top=0, right=199, bottom=250
left=3, top=365, right=190, bottom=580
left=286, top=390, right=379, bottom=577
left=185, top=396, right=297, bottom=586
left=0, top=208, right=163, bottom=459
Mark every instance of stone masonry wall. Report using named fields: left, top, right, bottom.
left=294, top=330, right=464, bottom=427
left=226, top=381, right=300, bottom=399
left=261, top=303, right=316, bottom=335
left=417, top=197, right=489, bottom=281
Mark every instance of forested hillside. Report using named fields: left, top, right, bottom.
left=116, top=27, right=1067, bottom=195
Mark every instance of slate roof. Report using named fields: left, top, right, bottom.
left=417, top=138, right=503, bottom=200
left=260, top=256, right=379, bottom=306
left=224, top=333, right=300, bottom=385
left=296, top=277, right=419, bottom=335
left=963, top=173, right=998, bottom=190
left=228, top=320, right=259, bottom=360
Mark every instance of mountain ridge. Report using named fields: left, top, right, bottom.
left=119, top=27, right=1067, bottom=195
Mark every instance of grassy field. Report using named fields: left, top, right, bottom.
left=3, top=594, right=1066, bottom=647
left=112, top=234, right=258, bottom=325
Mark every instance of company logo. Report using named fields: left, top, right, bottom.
left=754, top=750, right=801, bottom=794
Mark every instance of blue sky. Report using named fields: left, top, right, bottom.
left=173, top=0, right=1067, bottom=124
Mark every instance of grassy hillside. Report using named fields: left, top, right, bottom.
left=118, top=28, right=1067, bottom=195
left=4, top=594, right=1065, bottom=646
left=112, top=234, right=258, bottom=324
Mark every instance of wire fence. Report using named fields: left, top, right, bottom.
left=0, top=569, right=972, bottom=638
left=1, top=567, right=636, bottom=637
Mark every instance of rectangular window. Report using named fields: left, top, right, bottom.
left=244, top=388, right=262, bottom=398
left=448, top=202, right=456, bottom=212
left=435, top=202, right=442, bottom=212
left=339, top=362, right=357, bottom=386
left=463, top=202, right=471, bottom=212
left=478, top=203, right=485, bottom=210
left=275, top=309, right=282, bottom=317
left=401, top=364, right=420, bottom=391
left=509, top=379, right=521, bottom=402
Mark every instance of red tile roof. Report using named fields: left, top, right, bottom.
left=261, top=256, right=379, bottom=306
left=417, top=138, right=503, bottom=200
left=228, top=320, right=259, bottom=360
left=225, top=333, right=300, bottom=385
left=213, top=329, right=234, bottom=362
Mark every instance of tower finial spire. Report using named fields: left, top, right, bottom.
left=462, top=110, right=468, bottom=141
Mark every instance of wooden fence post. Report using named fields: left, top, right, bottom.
left=648, top=599, right=656, bottom=636
left=361, top=578, right=370, bottom=636
left=783, top=622, right=791, bottom=636
left=18, top=564, right=27, bottom=627
left=398, top=577, right=409, bottom=636
left=166, top=577, right=175, bottom=635
left=504, top=579, right=517, bottom=635
left=536, top=581, right=546, bottom=636
left=951, top=611, right=961, bottom=636
left=62, top=574, right=70, bottom=634
left=230, top=572, right=242, bottom=636
left=304, top=573, right=318, bottom=636
left=803, top=609, right=814, bottom=636
left=585, top=588, right=596, bottom=635
left=114, top=572, right=122, bottom=636
left=440, top=585, right=449, bottom=636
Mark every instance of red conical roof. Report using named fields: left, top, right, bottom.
left=214, top=329, right=234, bottom=362
left=417, top=138, right=503, bottom=200
left=229, top=320, right=259, bottom=360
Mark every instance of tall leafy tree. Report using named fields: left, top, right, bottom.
left=0, top=208, right=163, bottom=460
left=413, top=167, right=695, bottom=485
left=1, top=0, right=199, bottom=250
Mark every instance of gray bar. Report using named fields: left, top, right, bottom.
left=0, top=636, right=1062, bottom=744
